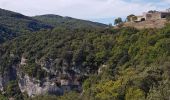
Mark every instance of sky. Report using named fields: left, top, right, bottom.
left=0, top=0, right=170, bottom=24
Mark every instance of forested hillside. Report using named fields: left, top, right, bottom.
left=0, top=8, right=53, bottom=43
left=0, top=23, right=170, bottom=99
left=0, top=8, right=170, bottom=100
left=34, top=15, right=107, bottom=29
left=0, top=9, right=106, bottom=43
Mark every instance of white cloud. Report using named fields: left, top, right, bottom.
left=0, top=0, right=168, bottom=19
left=164, top=0, right=170, bottom=3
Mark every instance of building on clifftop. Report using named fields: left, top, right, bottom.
left=130, top=9, right=170, bottom=22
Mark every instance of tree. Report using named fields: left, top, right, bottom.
left=148, top=10, right=157, bottom=13
left=6, top=81, right=23, bottom=99
left=125, top=87, right=145, bottom=100
left=114, top=17, right=123, bottom=25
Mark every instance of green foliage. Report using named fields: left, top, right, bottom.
left=125, top=87, right=145, bottom=100
left=22, top=62, right=47, bottom=80
left=34, top=15, right=107, bottom=30
left=80, top=25, right=170, bottom=100
left=59, top=92, right=80, bottom=100
left=0, top=9, right=170, bottom=100
left=5, top=80, right=23, bottom=100
left=95, top=80, right=121, bottom=100
left=29, top=95, right=59, bottom=100
left=0, top=8, right=52, bottom=43
left=114, top=17, right=123, bottom=25
left=30, top=92, right=80, bottom=100
left=0, top=94, right=8, bottom=100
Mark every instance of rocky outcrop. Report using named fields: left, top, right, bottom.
left=0, top=64, right=18, bottom=92
left=20, top=57, right=27, bottom=66
left=17, top=56, right=82, bottom=97
left=0, top=75, right=10, bottom=91
left=18, top=73, right=62, bottom=97
left=0, top=56, right=83, bottom=97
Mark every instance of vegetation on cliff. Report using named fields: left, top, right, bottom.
left=0, top=23, right=170, bottom=99
left=0, top=9, right=170, bottom=100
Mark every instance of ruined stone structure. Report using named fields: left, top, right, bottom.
left=131, top=9, right=170, bottom=22
left=144, top=11, right=170, bottom=20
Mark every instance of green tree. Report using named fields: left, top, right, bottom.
left=0, top=94, right=7, bottom=100
left=125, top=87, right=145, bottom=100
left=6, top=81, right=23, bottom=99
left=114, top=17, right=123, bottom=25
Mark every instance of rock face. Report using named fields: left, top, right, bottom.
left=19, top=56, right=82, bottom=97
left=0, top=75, right=11, bottom=92
left=18, top=73, right=62, bottom=97
left=0, top=56, right=83, bottom=97
left=0, top=64, right=18, bottom=92
left=20, top=57, right=27, bottom=66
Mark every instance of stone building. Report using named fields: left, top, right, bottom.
left=144, top=11, right=170, bottom=20
left=135, top=16, right=145, bottom=22
left=131, top=10, right=170, bottom=22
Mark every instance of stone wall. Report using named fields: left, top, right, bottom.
left=145, top=12, right=170, bottom=20
left=161, top=12, right=170, bottom=18
left=145, top=12, right=161, bottom=20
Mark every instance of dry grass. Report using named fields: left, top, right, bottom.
left=123, top=19, right=167, bottom=29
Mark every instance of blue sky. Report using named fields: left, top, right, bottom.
left=0, top=0, right=169, bottom=24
